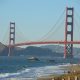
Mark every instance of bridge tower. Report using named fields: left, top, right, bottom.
left=64, top=7, right=74, bottom=58
left=8, top=22, right=15, bottom=56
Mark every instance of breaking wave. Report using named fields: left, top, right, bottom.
left=0, top=63, right=71, bottom=80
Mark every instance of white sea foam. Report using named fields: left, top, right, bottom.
left=0, top=64, right=70, bottom=80
left=0, top=69, right=30, bottom=78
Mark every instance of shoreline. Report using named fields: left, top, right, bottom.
left=37, top=64, right=80, bottom=80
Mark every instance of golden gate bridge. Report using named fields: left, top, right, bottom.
left=3, top=7, right=80, bottom=58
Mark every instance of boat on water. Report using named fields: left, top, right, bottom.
left=27, top=57, right=39, bottom=61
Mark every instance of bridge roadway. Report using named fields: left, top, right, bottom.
left=8, top=41, right=80, bottom=47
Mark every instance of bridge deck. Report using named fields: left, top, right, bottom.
left=8, top=41, right=80, bottom=47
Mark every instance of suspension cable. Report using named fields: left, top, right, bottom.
left=38, top=9, right=65, bottom=41
left=41, top=17, right=65, bottom=41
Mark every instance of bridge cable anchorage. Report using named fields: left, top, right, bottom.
left=8, top=22, right=15, bottom=56
left=64, top=7, right=74, bottom=58
left=38, top=9, right=65, bottom=41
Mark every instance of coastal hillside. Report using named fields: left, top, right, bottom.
left=0, top=42, right=80, bottom=57
left=41, top=45, right=80, bottom=57
left=0, top=42, right=63, bottom=57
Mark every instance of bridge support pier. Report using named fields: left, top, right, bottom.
left=64, top=7, right=74, bottom=58
left=8, top=22, right=15, bottom=56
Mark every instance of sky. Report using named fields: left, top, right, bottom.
left=0, top=0, right=80, bottom=44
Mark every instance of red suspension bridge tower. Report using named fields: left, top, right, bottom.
left=8, top=22, right=15, bottom=56
left=64, top=7, right=74, bottom=58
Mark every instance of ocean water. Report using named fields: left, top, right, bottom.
left=0, top=56, right=78, bottom=80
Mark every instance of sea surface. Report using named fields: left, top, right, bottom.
left=0, top=56, right=79, bottom=80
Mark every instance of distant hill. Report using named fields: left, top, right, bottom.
left=0, top=42, right=80, bottom=58
left=0, top=42, right=6, bottom=52
left=41, top=45, right=80, bottom=58
left=15, top=46, right=63, bottom=57
left=0, top=43, right=63, bottom=57
left=0, top=43, right=23, bottom=56
left=41, top=45, right=64, bottom=53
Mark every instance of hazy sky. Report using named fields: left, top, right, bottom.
left=0, top=0, right=80, bottom=44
